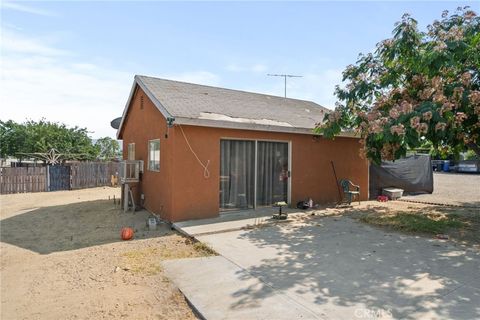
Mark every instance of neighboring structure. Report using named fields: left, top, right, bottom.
left=117, top=75, right=368, bottom=222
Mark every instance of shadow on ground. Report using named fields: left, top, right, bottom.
left=0, top=200, right=171, bottom=254
left=213, top=214, right=480, bottom=319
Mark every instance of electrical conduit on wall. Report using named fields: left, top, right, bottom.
left=179, top=125, right=210, bottom=179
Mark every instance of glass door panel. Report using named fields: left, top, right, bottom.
left=256, top=142, right=289, bottom=206
left=220, top=140, right=255, bottom=210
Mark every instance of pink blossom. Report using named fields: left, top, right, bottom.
left=390, top=124, right=405, bottom=136
left=464, top=10, right=477, bottom=20
left=453, top=87, right=465, bottom=101
left=400, top=101, right=413, bottom=114
left=474, top=106, right=480, bottom=116
left=410, top=116, right=421, bottom=128
left=469, top=91, right=480, bottom=105
left=461, top=72, right=472, bottom=86
left=369, top=121, right=383, bottom=134
left=435, top=122, right=447, bottom=131
left=328, top=111, right=341, bottom=122
left=418, top=123, right=428, bottom=135
left=422, top=111, right=433, bottom=121
left=440, top=102, right=454, bottom=115
left=419, top=87, right=435, bottom=100
left=431, top=76, right=443, bottom=90
left=433, top=42, right=447, bottom=51
left=389, top=108, right=400, bottom=119
left=446, top=25, right=463, bottom=41
left=433, top=93, right=446, bottom=103
left=367, top=111, right=381, bottom=121
left=455, top=112, right=467, bottom=124
left=379, top=117, right=389, bottom=125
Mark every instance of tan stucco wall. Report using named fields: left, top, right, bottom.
left=121, top=86, right=369, bottom=222
left=171, top=125, right=368, bottom=221
left=121, top=86, right=175, bottom=221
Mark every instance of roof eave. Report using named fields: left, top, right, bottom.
left=174, top=117, right=358, bottom=138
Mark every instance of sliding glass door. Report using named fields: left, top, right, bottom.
left=220, top=139, right=289, bottom=211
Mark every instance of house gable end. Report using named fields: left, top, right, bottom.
left=117, top=76, right=172, bottom=139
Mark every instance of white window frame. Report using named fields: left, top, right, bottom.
left=148, top=139, right=160, bottom=172
left=127, top=143, right=135, bottom=160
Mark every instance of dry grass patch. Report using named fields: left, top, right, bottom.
left=359, top=212, right=464, bottom=234
left=193, top=241, right=217, bottom=255
left=121, top=236, right=217, bottom=276
left=344, top=201, right=479, bottom=245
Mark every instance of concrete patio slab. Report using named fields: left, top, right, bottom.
left=162, top=256, right=321, bottom=320
left=190, top=216, right=480, bottom=320
left=172, top=207, right=302, bottom=236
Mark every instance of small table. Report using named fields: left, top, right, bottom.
left=273, top=201, right=288, bottom=220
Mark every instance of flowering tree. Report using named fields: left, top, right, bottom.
left=316, top=7, right=480, bottom=164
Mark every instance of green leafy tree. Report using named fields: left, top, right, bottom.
left=316, top=7, right=480, bottom=164
left=0, top=120, right=28, bottom=159
left=95, top=137, right=121, bottom=160
left=0, top=119, right=99, bottom=160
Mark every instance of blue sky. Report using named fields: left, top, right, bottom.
left=1, top=1, right=474, bottom=138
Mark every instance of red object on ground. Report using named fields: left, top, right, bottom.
left=377, top=195, right=389, bottom=202
left=121, top=227, right=134, bottom=240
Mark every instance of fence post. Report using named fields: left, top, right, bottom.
left=46, top=165, right=50, bottom=192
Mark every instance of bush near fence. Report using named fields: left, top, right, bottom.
left=0, top=162, right=119, bottom=194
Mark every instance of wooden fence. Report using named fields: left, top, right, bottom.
left=0, top=162, right=119, bottom=194
left=70, top=162, right=119, bottom=189
left=0, top=167, right=47, bottom=194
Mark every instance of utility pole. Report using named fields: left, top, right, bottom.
left=267, top=74, right=303, bottom=98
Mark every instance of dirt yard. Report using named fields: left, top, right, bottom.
left=308, top=200, right=480, bottom=248
left=0, top=187, right=213, bottom=320
left=401, top=172, right=480, bottom=207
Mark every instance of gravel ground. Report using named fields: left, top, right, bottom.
left=402, top=172, right=480, bottom=207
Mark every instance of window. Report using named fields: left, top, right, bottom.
left=128, top=143, right=135, bottom=160
left=148, top=139, right=160, bottom=171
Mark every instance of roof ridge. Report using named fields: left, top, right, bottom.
left=135, top=74, right=329, bottom=111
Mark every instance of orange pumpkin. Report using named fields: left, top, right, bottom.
left=121, top=227, right=134, bottom=240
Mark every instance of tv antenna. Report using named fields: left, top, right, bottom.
left=267, top=74, right=303, bottom=98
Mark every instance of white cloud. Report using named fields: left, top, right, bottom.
left=226, top=63, right=267, bottom=73
left=2, top=1, right=56, bottom=16
left=2, top=29, right=67, bottom=56
left=0, top=29, right=131, bottom=138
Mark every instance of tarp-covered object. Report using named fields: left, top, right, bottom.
left=369, top=154, right=433, bottom=199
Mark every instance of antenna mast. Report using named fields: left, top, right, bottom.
left=267, top=73, right=303, bottom=98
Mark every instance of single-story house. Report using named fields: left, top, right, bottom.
left=117, top=75, right=368, bottom=222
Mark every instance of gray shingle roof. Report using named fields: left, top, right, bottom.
left=118, top=75, right=333, bottom=138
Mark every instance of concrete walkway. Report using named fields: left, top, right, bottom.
left=166, top=214, right=480, bottom=320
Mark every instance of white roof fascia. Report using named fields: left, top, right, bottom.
left=116, top=76, right=173, bottom=139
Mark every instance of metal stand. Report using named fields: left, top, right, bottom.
left=122, top=183, right=136, bottom=212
